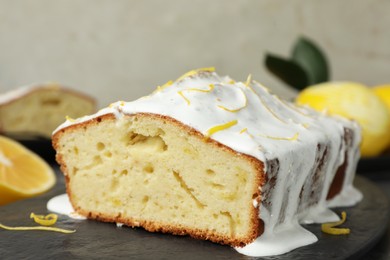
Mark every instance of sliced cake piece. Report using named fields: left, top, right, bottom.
left=0, top=83, right=96, bottom=138
left=54, top=112, right=264, bottom=246
left=52, top=68, right=362, bottom=255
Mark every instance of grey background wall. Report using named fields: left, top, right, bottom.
left=0, top=0, right=388, bottom=107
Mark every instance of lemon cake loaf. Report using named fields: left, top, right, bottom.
left=0, top=83, right=96, bottom=138
left=52, top=68, right=362, bottom=256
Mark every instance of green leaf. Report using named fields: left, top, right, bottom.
left=291, top=37, right=329, bottom=85
left=265, top=53, right=309, bottom=90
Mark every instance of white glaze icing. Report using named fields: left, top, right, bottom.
left=47, top=194, right=86, bottom=220
left=53, top=68, right=362, bottom=257
left=235, top=222, right=318, bottom=257
left=328, top=185, right=363, bottom=208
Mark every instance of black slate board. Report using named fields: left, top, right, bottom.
left=0, top=168, right=388, bottom=260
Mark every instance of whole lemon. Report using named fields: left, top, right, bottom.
left=296, top=82, right=390, bottom=157
left=373, top=84, right=390, bottom=113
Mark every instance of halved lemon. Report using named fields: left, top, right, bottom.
left=0, top=135, right=56, bottom=205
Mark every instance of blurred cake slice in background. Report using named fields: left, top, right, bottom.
left=0, top=83, right=96, bottom=138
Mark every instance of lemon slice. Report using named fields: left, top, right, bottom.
left=296, top=82, right=390, bottom=157
left=0, top=135, right=56, bottom=205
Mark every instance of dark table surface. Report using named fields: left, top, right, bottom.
left=358, top=172, right=390, bottom=260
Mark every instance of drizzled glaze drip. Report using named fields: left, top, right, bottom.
left=53, top=69, right=362, bottom=257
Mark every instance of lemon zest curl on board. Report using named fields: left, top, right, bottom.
left=30, top=212, right=58, bottom=226
left=321, top=211, right=350, bottom=235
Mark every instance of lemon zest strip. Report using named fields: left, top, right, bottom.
left=177, top=91, right=191, bottom=105
left=247, top=84, right=288, bottom=124
left=30, top=212, right=58, bottom=226
left=253, top=80, right=271, bottom=93
left=258, top=132, right=299, bottom=141
left=186, top=84, right=215, bottom=93
left=321, top=211, right=350, bottom=235
left=280, top=98, right=315, bottom=119
left=301, top=123, right=310, bottom=129
left=177, top=84, right=215, bottom=106
left=205, top=120, right=238, bottom=139
left=239, top=128, right=254, bottom=138
left=217, top=89, right=248, bottom=113
left=154, top=80, right=174, bottom=93
left=161, top=80, right=174, bottom=89
left=239, top=128, right=248, bottom=134
left=0, top=223, right=76, bottom=234
left=267, top=95, right=313, bottom=128
left=245, top=74, right=252, bottom=86
left=65, top=116, right=75, bottom=122
left=176, top=67, right=215, bottom=82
